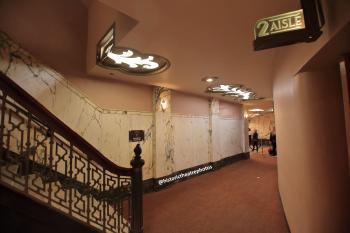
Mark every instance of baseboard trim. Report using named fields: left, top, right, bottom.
left=143, top=152, right=249, bottom=193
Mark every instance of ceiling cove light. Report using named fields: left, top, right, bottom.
left=249, top=108, right=265, bottom=112
left=206, top=84, right=263, bottom=101
left=97, top=24, right=170, bottom=75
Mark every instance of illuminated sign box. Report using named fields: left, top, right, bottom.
left=253, top=0, right=324, bottom=51
left=254, top=10, right=310, bottom=51
left=254, top=10, right=305, bottom=39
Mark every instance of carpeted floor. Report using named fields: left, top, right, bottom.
left=143, top=151, right=290, bottom=233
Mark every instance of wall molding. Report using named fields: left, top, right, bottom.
left=171, top=113, right=210, bottom=119
left=143, top=152, right=250, bottom=192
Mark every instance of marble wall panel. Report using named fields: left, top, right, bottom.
left=172, top=115, right=210, bottom=171
left=211, top=115, right=222, bottom=162
left=153, top=111, right=174, bottom=178
left=0, top=32, right=247, bottom=181
left=152, top=87, right=175, bottom=178
left=97, top=112, right=154, bottom=179
left=218, top=118, right=244, bottom=158
left=212, top=117, right=245, bottom=161
left=0, top=32, right=154, bottom=179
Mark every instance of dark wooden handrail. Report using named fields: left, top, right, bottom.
left=0, top=72, right=132, bottom=176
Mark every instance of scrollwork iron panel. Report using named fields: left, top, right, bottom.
left=0, top=86, right=132, bottom=233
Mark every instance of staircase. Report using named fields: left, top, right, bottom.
left=0, top=72, right=144, bottom=233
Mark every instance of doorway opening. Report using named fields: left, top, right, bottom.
left=244, top=100, right=276, bottom=156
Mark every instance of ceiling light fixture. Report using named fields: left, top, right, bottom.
left=97, top=24, right=170, bottom=75
left=249, top=108, right=264, bottom=112
left=160, top=99, right=168, bottom=111
left=202, top=76, right=218, bottom=83
left=244, top=112, right=249, bottom=119
left=206, top=84, right=262, bottom=101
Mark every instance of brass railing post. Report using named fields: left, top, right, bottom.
left=130, top=143, right=144, bottom=233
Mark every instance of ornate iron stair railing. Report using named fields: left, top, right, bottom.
left=0, top=72, right=144, bottom=233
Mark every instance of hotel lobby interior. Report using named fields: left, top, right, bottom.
left=0, top=0, right=349, bottom=233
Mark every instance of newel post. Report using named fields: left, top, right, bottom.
left=130, top=143, right=145, bottom=233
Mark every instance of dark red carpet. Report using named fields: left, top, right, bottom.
left=143, top=152, right=290, bottom=233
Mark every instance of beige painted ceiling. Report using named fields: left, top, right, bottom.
left=88, top=0, right=299, bottom=103
left=0, top=0, right=302, bottom=108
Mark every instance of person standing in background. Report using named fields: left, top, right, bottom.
left=248, top=128, right=252, bottom=146
left=269, top=127, right=277, bottom=156
left=252, top=129, right=259, bottom=151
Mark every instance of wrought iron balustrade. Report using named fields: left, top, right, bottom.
left=0, top=72, right=144, bottom=233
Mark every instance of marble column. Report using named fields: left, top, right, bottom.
left=242, top=112, right=250, bottom=153
left=209, top=98, right=221, bottom=162
left=152, top=87, right=174, bottom=178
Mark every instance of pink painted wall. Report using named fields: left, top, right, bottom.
left=171, top=92, right=243, bottom=118
left=171, top=91, right=210, bottom=116
left=67, top=75, right=153, bottom=112
left=274, top=68, right=350, bottom=233
left=0, top=0, right=87, bottom=76
left=0, top=0, right=153, bottom=112
left=340, top=56, right=350, bottom=177
left=273, top=2, right=350, bottom=232
left=219, top=100, right=242, bottom=119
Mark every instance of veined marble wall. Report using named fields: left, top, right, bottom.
left=172, top=115, right=210, bottom=171
left=153, top=97, right=246, bottom=178
left=0, top=32, right=247, bottom=181
left=216, top=118, right=245, bottom=159
left=211, top=99, right=245, bottom=162
left=152, top=87, right=175, bottom=178
left=0, top=32, right=154, bottom=179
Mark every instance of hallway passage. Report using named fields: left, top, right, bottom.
left=144, top=152, right=290, bottom=233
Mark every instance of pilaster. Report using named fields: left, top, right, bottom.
left=152, top=87, right=174, bottom=178
left=209, top=98, right=220, bottom=162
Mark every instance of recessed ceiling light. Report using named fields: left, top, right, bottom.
left=202, top=76, right=218, bottom=83
left=206, top=84, right=262, bottom=101
left=249, top=108, right=264, bottom=112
